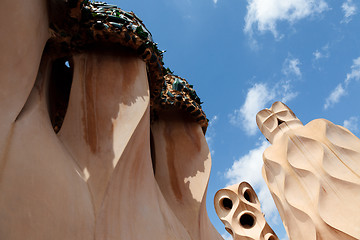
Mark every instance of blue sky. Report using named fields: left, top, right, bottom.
left=106, top=0, right=360, bottom=239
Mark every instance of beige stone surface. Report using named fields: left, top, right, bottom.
left=214, top=182, right=278, bottom=240
left=257, top=101, right=360, bottom=240
left=0, top=0, right=49, bottom=167
left=0, top=1, right=223, bottom=239
left=0, top=48, right=219, bottom=239
left=151, top=111, right=222, bottom=240
left=0, top=54, right=95, bottom=239
left=0, top=24, right=222, bottom=240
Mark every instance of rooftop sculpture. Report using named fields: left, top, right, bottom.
left=0, top=0, right=218, bottom=239
left=214, top=182, right=278, bottom=240
left=47, top=0, right=208, bottom=132
left=256, top=101, right=360, bottom=240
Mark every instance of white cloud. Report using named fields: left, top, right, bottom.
left=225, top=141, right=269, bottom=186
left=324, top=83, right=346, bottom=109
left=313, top=44, right=330, bottom=60
left=229, top=83, right=275, bottom=136
left=313, top=50, right=322, bottom=60
left=244, top=0, right=329, bottom=39
left=229, top=80, right=297, bottom=136
left=345, top=57, right=360, bottom=85
left=324, top=56, right=360, bottom=109
left=280, top=80, right=298, bottom=102
left=225, top=141, right=279, bottom=222
left=213, top=0, right=218, bottom=4
left=229, top=56, right=301, bottom=135
left=282, top=58, right=301, bottom=77
left=205, top=115, right=218, bottom=155
left=343, top=116, right=359, bottom=133
left=341, top=0, right=357, bottom=23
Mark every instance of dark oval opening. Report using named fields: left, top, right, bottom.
left=240, top=213, right=255, bottom=229
left=221, top=198, right=233, bottom=210
left=48, top=57, right=73, bottom=133
left=244, top=189, right=254, bottom=203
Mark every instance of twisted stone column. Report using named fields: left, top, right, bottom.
left=257, top=101, right=360, bottom=240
